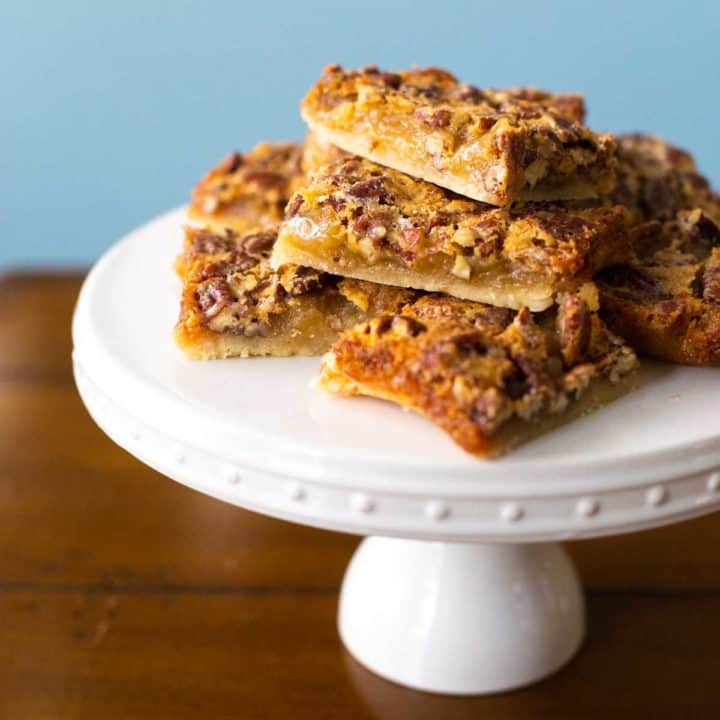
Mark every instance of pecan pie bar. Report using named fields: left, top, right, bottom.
left=188, top=142, right=304, bottom=234
left=317, top=290, right=638, bottom=457
left=175, top=225, right=416, bottom=359
left=301, top=65, right=616, bottom=206
left=611, top=134, right=720, bottom=225
left=273, top=157, right=631, bottom=311
left=597, top=209, right=720, bottom=366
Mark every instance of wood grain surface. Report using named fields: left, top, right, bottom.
left=0, top=273, right=718, bottom=719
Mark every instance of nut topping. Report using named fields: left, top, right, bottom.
left=557, top=293, right=591, bottom=365
left=196, top=278, right=233, bottom=319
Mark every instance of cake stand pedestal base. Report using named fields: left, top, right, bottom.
left=339, top=537, right=585, bottom=695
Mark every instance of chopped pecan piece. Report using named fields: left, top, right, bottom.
left=284, top=194, right=304, bottom=219
left=189, top=142, right=305, bottom=234
left=347, top=177, right=389, bottom=202
left=196, top=278, right=233, bottom=319
left=557, top=293, right=591, bottom=365
left=281, top=265, right=326, bottom=297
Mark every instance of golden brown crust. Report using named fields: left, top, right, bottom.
left=611, top=134, right=720, bottom=225
left=301, top=65, right=616, bottom=206
left=318, top=292, right=638, bottom=457
left=597, top=209, right=720, bottom=366
left=274, top=156, right=632, bottom=310
left=188, top=142, right=304, bottom=234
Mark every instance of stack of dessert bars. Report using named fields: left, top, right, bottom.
left=175, top=65, right=720, bottom=457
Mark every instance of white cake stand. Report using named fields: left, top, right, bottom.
left=73, top=208, right=720, bottom=695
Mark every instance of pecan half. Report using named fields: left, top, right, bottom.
left=326, top=194, right=347, bottom=212
left=470, top=388, right=511, bottom=434
left=191, top=229, right=233, bottom=255
left=285, top=194, right=304, bottom=218
left=557, top=293, right=591, bottom=365
left=241, top=231, right=275, bottom=258
left=196, top=278, right=233, bottom=319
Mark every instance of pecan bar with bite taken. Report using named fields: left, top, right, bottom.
left=189, top=142, right=304, bottom=234
left=597, top=209, right=720, bottom=366
left=317, top=289, right=638, bottom=457
left=175, top=225, right=416, bottom=359
left=273, top=157, right=632, bottom=311
left=301, top=65, right=616, bottom=206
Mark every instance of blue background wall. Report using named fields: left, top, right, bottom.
left=2, top=0, right=719, bottom=268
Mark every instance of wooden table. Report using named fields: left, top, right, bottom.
left=1, top=273, right=719, bottom=719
